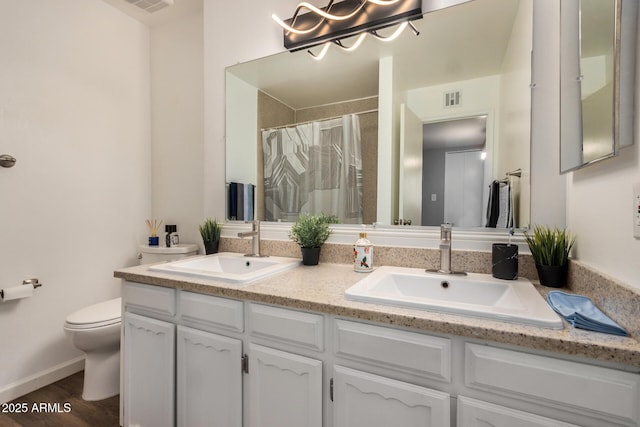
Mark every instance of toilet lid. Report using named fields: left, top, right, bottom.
left=66, top=297, right=121, bottom=327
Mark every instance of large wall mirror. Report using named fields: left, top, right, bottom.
left=226, top=0, right=533, bottom=230
left=560, top=0, right=638, bottom=173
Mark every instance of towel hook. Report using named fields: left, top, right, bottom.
left=0, top=154, right=17, bottom=168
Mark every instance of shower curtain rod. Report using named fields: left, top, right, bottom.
left=260, top=108, right=378, bottom=132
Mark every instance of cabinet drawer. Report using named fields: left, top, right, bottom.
left=180, top=291, right=244, bottom=333
left=465, top=343, right=640, bottom=426
left=123, top=282, right=176, bottom=317
left=248, top=303, right=324, bottom=351
left=334, top=319, right=451, bottom=382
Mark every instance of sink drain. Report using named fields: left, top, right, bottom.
left=441, top=280, right=449, bottom=289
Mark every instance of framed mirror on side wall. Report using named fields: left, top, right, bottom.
left=226, top=0, right=533, bottom=231
left=560, top=0, right=638, bottom=173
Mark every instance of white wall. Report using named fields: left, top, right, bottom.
left=0, top=0, right=150, bottom=401
left=150, top=7, right=204, bottom=248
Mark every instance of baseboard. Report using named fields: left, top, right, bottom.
left=0, top=356, right=85, bottom=404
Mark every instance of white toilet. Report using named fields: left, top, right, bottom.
left=64, top=298, right=122, bottom=400
left=64, top=243, right=198, bottom=401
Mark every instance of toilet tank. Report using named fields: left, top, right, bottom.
left=138, top=244, right=199, bottom=265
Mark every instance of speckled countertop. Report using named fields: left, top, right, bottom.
left=114, top=259, right=640, bottom=368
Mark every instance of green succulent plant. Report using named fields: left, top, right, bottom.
left=524, top=225, right=575, bottom=266
left=199, top=218, right=222, bottom=243
left=288, top=214, right=335, bottom=248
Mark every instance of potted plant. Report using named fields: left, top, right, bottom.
left=199, top=218, right=222, bottom=255
left=288, top=214, right=334, bottom=265
left=524, top=225, right=575, bottom=287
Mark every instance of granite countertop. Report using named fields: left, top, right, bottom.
left=114, top=261, right=640, bottom=368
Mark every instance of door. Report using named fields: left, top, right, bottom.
left=333, top=365, right=450, bottom=427
left=444, top=150, right=484, bottom=227
left=399, top=104, right=424, bottom=224
left=247, top=343, right=322, bottom=427
left=123, top=312, right=175, bottom=427
left=177, top=325, right=242, bottom=427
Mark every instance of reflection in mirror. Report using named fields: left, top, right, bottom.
left=560, top=0, right=638, bottom=173
left=226, top=0, right=532, bottom=229
left=418, top=116, right=487, bottom=227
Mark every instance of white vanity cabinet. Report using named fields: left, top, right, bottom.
left=177, top=289, right=244, bottom=427
left=121, top=281, right=640, bottom=427
left=122, top=282, right=244, bottom=427
left=122, top=283, right=177, bottom=427
left=177, top=325, right=242, bottom=427
left=246, top=303, right=325, bottom=427
left=333, top=365, right=450, bottom=427
left=461, top=343, right=640, bottom=427
left=247, top=343, right=322, bottom=427
left=123, top=312, right=175, bottom=427
left=332, top=319, right=453, bottom=426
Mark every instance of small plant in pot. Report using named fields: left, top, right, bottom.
left=524, top=225, right=575, bottom=287
left=288, top=214, right=335, bottom=265
left=199, top=218, right=222, bottom=255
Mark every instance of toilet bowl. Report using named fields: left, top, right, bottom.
left=64, top=297, right=122, bottom=401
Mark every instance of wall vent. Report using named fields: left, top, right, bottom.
left=444, top=90, right=461, bottom=108
left=125, top=0, right=174, bottom=13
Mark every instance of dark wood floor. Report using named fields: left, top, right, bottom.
left=0, top=371, right=119, bottom=427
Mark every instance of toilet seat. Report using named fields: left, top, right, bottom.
left=65, top=298, right=121, bottom=330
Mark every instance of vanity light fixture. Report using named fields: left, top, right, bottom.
left=273, top=0, right=422, bottom=60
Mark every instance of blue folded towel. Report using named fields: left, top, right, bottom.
left=547, top=291, right=628, bottom=336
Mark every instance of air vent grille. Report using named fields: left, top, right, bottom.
left=444, top=90, right=461, bottom=108
left=125, top=0, right=174, bottom=13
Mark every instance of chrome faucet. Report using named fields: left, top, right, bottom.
left=427, top=224, right=467, bottom=275
left=237, top=220, right=266, bottom=257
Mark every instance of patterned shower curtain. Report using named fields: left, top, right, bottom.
left=261, top=114, right=363, bottom=223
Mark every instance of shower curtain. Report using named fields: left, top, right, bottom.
left=261, top=114, right=363, bottom=223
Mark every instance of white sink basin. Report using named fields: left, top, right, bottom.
left=148, top=252, right=301, bottom=285
left=345, top=266, right=563, bottom=329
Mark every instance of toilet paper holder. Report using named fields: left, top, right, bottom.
left=22, top=278, right=42, bottom=289
left=0, top=278, right=42, bottom=300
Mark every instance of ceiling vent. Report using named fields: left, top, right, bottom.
left=444, top=90, right=461, bottom=108
left=125, top=0, right=174, bottom=13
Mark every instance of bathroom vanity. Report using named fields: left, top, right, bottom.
left=115, top=260, right=640, bottom=427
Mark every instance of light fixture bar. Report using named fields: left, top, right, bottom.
left=278, top=0, right=422, bottom=52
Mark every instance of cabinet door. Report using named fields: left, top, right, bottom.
left=177, top=325, right=242, bottom=427
left=458, top=396, right=580, bottom=427
left=123, top=312, right=175, bottom=427
left=247, top=343, right=322, bottom=427
left=333, top=365, right=450, bottom=427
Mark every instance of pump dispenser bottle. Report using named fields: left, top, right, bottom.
left=165, top=224, right=177, bottom=247
left=353, top=232, right=374, bottom=273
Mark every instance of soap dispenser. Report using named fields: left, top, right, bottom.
left=165, top=224, right=177, bottom=247
left=353, top=232, right=374, bottom=273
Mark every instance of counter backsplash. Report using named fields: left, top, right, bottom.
left=220, top=237, right=640, bottom=340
